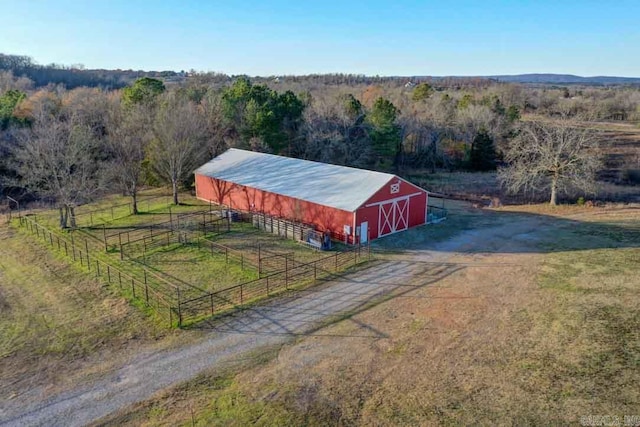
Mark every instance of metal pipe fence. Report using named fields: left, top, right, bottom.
left=177, top=242, right=370, bottom=326
left=15, top=213, right=371, bottom=328
left=17, top=215, right=181, bottom=326
left=70, top=194, right=173, bottom=227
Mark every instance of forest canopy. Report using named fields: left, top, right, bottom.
left=1, top=53, right=639, bottom=216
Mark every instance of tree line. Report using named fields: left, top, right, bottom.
left=1, top=65, right=637, bottom=224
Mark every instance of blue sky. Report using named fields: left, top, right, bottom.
left=1, top=0, right=638, bottom=76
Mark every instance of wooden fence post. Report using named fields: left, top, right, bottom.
left=103, top=224, right=108, bottom=251
left=131, top=278, right=136, bottom=298
left=85, top=240, right=90, bottom=269
left=176, top=288, right=182, bottom=327
left=144, top=272, right=149, bottom=305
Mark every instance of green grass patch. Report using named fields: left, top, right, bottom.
left=138, top=242, right=259, bottom=292
left=0, top=223, right=168, bottom=399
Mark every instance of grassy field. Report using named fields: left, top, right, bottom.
left=405, top=118, right=640, bottom=205
left=0, top=223, right=179, bottom=403
left=11, top=189, right=337, bottom=322
left=139, top=242, right=259, bottom=292
left=96, top=203, right=640, bottom=426
left=408, top=170, right=640, bottom=205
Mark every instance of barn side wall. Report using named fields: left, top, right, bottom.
left=195, top=174, right=355, bottom=242
left=354, top=177, right=428, bottom=241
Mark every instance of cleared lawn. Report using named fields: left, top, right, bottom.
left=138, top=242, right=259, bottom=293
left=98, top=204, right=640, bottom=426
left=25, top=188, right=328, bottom=288
left=0, top=223, right=175, bottom=403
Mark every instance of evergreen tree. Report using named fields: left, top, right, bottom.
left=122, top=77, right=165, bottom=108
left=0, top=89, right=26, bottom=129
left=367, top=97, right=401, bottom=170
left=221, top=78, right=305, bottom=153
left=412, top=83, right=433, bottom=101
left=469, top=129, right=497, bottom=171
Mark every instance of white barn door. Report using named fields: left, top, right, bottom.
left=360, top=221, right=368, bottom=243
left=378, top=197, right=409, bottom=237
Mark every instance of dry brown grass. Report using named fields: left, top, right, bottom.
left=99, top=204, right=640, bottom=426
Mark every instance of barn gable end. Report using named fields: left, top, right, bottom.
left=353, top=177, right=428, bottom=241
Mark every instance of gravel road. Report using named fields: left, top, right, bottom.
left=0, top=258, right=457, bottom=427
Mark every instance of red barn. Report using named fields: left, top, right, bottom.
left=194, top=149, right=430, bottom=244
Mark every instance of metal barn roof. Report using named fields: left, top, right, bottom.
left=195, top=149, right=397, bottom=212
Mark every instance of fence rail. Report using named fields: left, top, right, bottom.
left=17, top=215, right=180, bottom=326
left=427, top=205, right=448, bottom=223
left=178, top=244, right=369, bottom=325
left=101, top=209, right=226, bottom=253
left=70, top=194, right=173, bottom=227
left=14, top=213, right=371, bottom=328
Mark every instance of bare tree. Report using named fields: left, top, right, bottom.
left=498, top=120, right=602, bottom=205
left=399, top=116, right=447, bottom=173
left=201, top=89, right=229, bottom=157
left=150, top=94, right=207, bottom=205
left=0, top=70, right=33, bottom=93
left=299, top=95, right=373, bottom=168
left=106, top=103, right=151, bottom=214
left=15, top=110, right=101, bottom=227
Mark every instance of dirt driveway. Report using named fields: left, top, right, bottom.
left=0, top=210, right=559, bottom=427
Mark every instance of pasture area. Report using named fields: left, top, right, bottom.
left=136, top=241, right=258, bottom=293
left=0, top=222, right=178, bottom=405
left=98, top=202, right=640, bottom=426
left=12, top=189, right=348, bottom=324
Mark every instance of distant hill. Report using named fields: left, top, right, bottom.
left=487, top=74, right=640, bottom=85
left=3, top=52, right=639, bottom=88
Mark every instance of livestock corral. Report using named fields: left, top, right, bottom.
left=13, top=189, right=369, bottom=327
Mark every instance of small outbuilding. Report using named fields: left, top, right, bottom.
left=194, top=149, right=430, bottom=244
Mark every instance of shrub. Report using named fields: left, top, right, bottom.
left=620, top=169, right=640, bottom=185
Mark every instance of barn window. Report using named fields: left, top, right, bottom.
left=390, top=182, right=400, bottom=194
